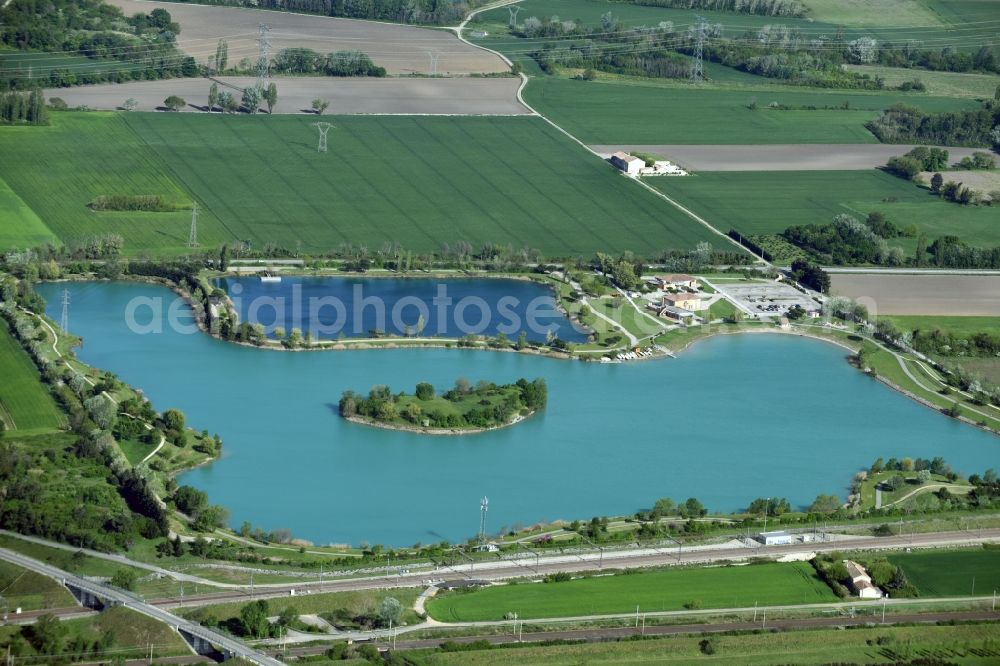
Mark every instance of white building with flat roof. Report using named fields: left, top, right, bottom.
left=610, top=151, right=645, bottom=176
left=757, top=530, right=794, bottom=546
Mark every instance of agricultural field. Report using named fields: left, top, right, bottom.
left=520, top=78, right=978, bottom=145
left=649, top=170, right=1000, bottom=248
left=0, top=175, right=56, bottom=249
left=472, top=0, right=989, bottom=44
left=109, top=0, right=507, bottom=76
left=800, top=0, right=944, bottom=27
left=122, top=112, right=726, bottom=256
left=426, top=562, right=837, bottom=621
left=0, top=319, right=65, bottom=433
left=888, top=548, right=1000, bottom=597
left=0, top=113, right=225, bottom=256
left=843, top=65, right=1000, bottom=99
left=402, top=623, right=1000, bottom=665
left=830, top=274, right=1000, bottom=316
left=0, top=560, right=77, bottom=611
left=884, top=315, right=1000, bottom=338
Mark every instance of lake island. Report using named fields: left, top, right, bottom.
left=339, top=377, right=548, bottom=434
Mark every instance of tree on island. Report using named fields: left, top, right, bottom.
left=415, top=382, right=435, bottom=400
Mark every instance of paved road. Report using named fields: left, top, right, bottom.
left=0, top=548, right=282, bottom=666
left=134, top=528, right=1000, bottom=611
left=589, top=144, right=989, bottom=171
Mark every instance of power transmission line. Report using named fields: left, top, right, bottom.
left=508, top=5, right=520, bottom=28
left=256, top=23, right=272, bottom=91
left=312, top=122, right=333, bottom=153
left=690, top=14, right=707, bottom=83
left=188, top=203, right=199, bottom=248
left=60, top=289, right=70, bottom=333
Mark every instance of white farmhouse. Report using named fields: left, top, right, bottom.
left=844, top=560, right=883, bottom=599
left=610, top=151, right=645, bottom=176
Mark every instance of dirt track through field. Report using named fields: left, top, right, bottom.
left=589, top=144, right=988, bottom=171
left=831, top=274, right=1000, bottom=316
left=109, top=0, right=508, bottom=75
left=44, top=77, right=530, bottom=115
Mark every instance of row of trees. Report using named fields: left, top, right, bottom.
left=867, top=102, right=1000, bottom=148
left=783, top=213, right=911, bottom=267
left=158, top=0, right=479, bottom=25
left=0, top=89, right=47, bottom=124
left=1, top=2, right=192, bottom=91
left=273, top=48, right=386, bottom=77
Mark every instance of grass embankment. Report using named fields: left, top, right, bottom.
left=650, top=170, right=1000, bottom=249
left=0, top=318, right=65, bottom=433
left=882, top=315, right=1000, bottom=385
left=0, top=606, right=191, bottom=661
left=426, top=562, right=838, bottom=622
left=858, top=470, right=972, bottom=511
left=862, top=347, right=1000, bottom=431
left=402, top=623, right=1000, bottom=665
left=183, top=587, right=422, bottom=628
left=0, top=560, right=77, bottom=610
left=889, top=548, right=1000, bottom=597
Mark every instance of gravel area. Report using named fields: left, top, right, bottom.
left=589, top=144, right=989, bottom=171
left=45, top=76, right=530, bottom=115
left=109, top=0, right=508, bottom=76
left=831, top=274, right=1000, bottom=316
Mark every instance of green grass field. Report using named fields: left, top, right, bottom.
left=0, top=112, right=727, bottom=257
left=426, top=562, right=837, bottom=621
left=126, top=112, right=727, bottom=255
left=405, top=623, right=1000, bottom=665
left=844, top=65, right=1000, bottom=99
left=0, top=50, right=143, bottom=82
left=0, top=319, right=65, bottom=433
left=0, top=175, right=57, bottom=249
left=0, top=113, right=221, bottom=255
left=889, top=548, right=1000, bottom=597
left=650, top=170, right=1000, bottom=248
left=885, top=315, right=1000, bottom=337
left=521, top=78, right=978, bottom=144
left=0, top=560, right=77, bottom=611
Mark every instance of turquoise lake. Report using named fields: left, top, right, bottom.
left=39, top=281, right=1000, bottom=547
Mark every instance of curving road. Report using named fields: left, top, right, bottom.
left=0, top=547, right=282, bottom=666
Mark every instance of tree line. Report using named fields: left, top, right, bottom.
left=157, top=0, right=480, bottom=26
left=1, top=1, right=194, bottom=91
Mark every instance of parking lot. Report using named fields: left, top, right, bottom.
left=713, top=282, right=821, bottom=318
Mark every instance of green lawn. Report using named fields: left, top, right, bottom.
left=426, top=562, right=837, bottom=621
left=0, top=112, right=727, bottom=257
left=0, top=560, right=77, bottom=611
left=118, top=438, right=154, bottom=466
left=0, top=174, right=56, bottom=249
left=888, top=548, right=1000, bottom=597
left=800, top=0, right=944, bottom=27
left=521, top=77, right=978, bottom=145
left=649, top=170, right=1000, bottom=248
left=0, top=319, right=65, bottom=433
